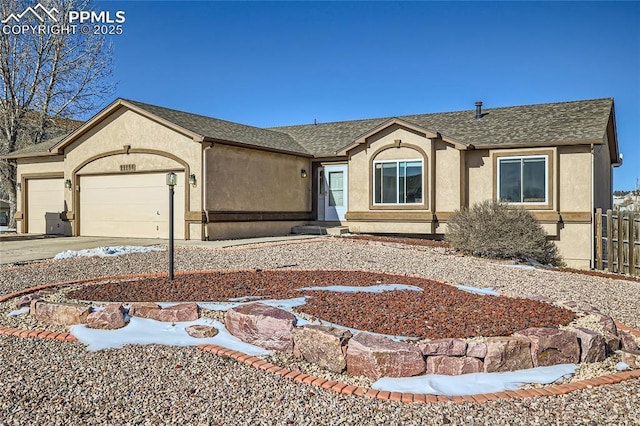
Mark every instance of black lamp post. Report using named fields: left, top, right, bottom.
left=166, top=172, right=177, bottom=281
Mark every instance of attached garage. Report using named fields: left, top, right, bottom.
left=79, top=173, right=185, bottom=239
left=26, top=178, right=65, bottom=234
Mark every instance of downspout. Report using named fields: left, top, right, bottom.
left=590, top=143, right=595, bottom=269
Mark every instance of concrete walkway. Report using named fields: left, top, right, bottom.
left=0, top=234, right=324, bottom=265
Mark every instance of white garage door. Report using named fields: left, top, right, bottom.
left=80, top=173, right=185, bottom=239
left=27, top=178, right=65, bottom=234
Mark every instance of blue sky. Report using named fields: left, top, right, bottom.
left=101, top=1, right=639, bottom=190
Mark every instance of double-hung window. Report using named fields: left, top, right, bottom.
left=497, top=155, right=548, bottom=203
left=374, top=160, right=423, bottom=204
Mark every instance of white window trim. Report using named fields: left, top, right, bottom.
left=497, top=154, right=548, bottom=205
left=373, top=159, right=424, bottom=205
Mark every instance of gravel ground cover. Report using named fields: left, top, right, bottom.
left=1, top=238, right=640, bottom=425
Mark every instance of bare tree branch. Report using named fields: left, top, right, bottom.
left=0, top=0, right=114, bottom=226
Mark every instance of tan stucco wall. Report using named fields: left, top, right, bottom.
left=558, top=145, right=591, bottom=212
left=593, top=136, right=613, bottom=210
left=434, top=140, right=463, bottom=212
left=63, top=108, right=203, bottom=237
left=466, top=150, right=491, bottom=206
left=555, top=223, right=592, bottom=268
left=348, top=125, right=431, bottom=213
left=347, top=221, right=432, bottom=235
left=207, top=221, right=308, bottom=240
left=15, top=156, right=65, bottom=233
left=206, top=144, right=311, bottom=212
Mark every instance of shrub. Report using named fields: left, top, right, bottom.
left=445, top=200, right=563, bottom=266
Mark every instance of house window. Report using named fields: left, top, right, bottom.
left=374, top=160, right=423, bottom=204
left=498, top=155, right=547, bottom=203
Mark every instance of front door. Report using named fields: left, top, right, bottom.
left=323, top=165, right=348, bottom=221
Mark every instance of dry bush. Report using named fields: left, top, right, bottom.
left=446, top=200, right=563, bottom=266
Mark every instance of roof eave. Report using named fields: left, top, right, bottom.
left=475, top=139, right=604, bottom=150
left=203, top=137, right=313, bottom=158
left=336, top=118, right=469, bottom=155
left=0, top=151, right=62, bottom=160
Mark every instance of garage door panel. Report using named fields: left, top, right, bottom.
left=27, top=178, right=65, bottom=234
left=80, top=173, right=185, bottom=239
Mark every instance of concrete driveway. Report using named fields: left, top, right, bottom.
left=0, top=234, right=322, bottom=265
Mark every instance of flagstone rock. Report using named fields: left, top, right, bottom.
left=466, top=341, right=487, bottom=358
left=129, top=303, right=199, bottom=322
left=514, top=327, right=580, bottom=367
left=16, top=294, right=40, bottom=309
left=419, top=338, right=467, bottom=356
left=346, top=332, right=425, bottom=379
left=604, top=333, right=621, bottom=353
left=425, top=356, right=483, bottom=375
left=185, top=325, right=218, bottom=338
left=619, top=330, right=639, bottom=352
left=292, top=325, right=351, bottom=373
left=30, top=300, right=91, bottom=326
left=224, top=303, right=297, bottom=352
left=484, top=337, right=533, bottom=372
left=588, top=312, right=618, bottom=336
left=572, top=327, right=607, bottom=363
left=86, top=304, right=127, bottom=330
left=128, top=302, right=161, bottom=318
left=621, top=350, right=640, bottom=369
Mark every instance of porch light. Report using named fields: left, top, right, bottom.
left=64, top=179, right=72, bottom=189
left=16, top=182, right=21, bottom=191
left=166, top=172, right=177, bottom=188
left=301, top=169, right=308, bottom=178
left=189, top=173, right=197, bottom=187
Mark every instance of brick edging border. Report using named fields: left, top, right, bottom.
left=1, top=274, right=639, bottom=404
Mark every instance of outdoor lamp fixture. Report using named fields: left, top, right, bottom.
left=166, top=172, right=177, bottom=281
left=300, top=169, right=308, bottom=178
left=64, top=179, right=72, bottom=190
left=189, top=173, right=197, bottom=187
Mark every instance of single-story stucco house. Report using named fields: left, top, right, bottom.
left=4, top=97, right=621, bottom=268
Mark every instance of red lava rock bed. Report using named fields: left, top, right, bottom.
left=65, top=270, right=576, bottom=340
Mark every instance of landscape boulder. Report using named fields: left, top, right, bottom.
left=30, top=300, right=91, bottom=326
left=484, top=337, right=533, bottom=373
left=16, top=294, right=40, bottom=309
left=466, top=341, right=487, bottom=358
left=185, top=325, right=218, bottom=338
left=224, top=303, right=297, bottom=352
left=85, top=304, right=127, bottom=330
left=346, top=333, right=425, bottom=379
left=619, top=330, right=639, bottom=352
left=128, top=302, right=161, bottom=318
left=419, top=338, right=467, bottom=356
left=129, top=303, right=199, bottom=322
left=292, top=325, right=351, bottom=373
left=588, top=312, right=618, bottom=337
left=514, top=328, right=580, bottom=367
left=621, top=350, right=640, bottom=369
left=572, top=327, right=607, bottom=363
left=425, top=356, right=483, bottom=375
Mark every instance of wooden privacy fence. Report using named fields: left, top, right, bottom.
left=594, top=208, right=640, bottom=276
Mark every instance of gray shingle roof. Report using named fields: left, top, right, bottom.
left=271, top=98, right=614, bottom=155
left=4, top=98, right=615, bottom=160
left=124, top=100, right=311, bottom=156
left=3, top=134, right=68, bottom=158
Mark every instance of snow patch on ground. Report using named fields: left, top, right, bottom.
left=54, top=246, right=165, bottom=259
left=373, top=364, right=577, bottom=396
left=0, top=226, right=16, bottom=232
left=70, top=316, right=269, bottom=355
left=7, top=306, right=30, bottom=317
left=455, top=285, right=500, bottom=296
